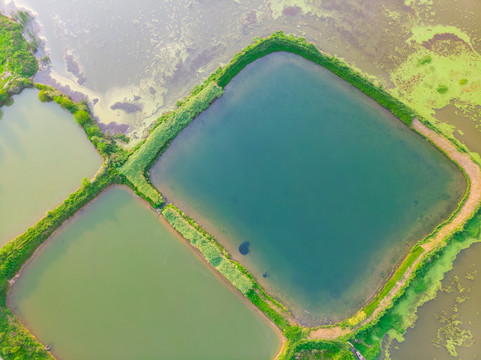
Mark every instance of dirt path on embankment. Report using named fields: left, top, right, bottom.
left=309, top=119, right=481, bottom=340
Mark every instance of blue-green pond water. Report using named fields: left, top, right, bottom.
left=151, top=53, right=466, bottom=325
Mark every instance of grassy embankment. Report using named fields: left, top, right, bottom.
left=0, top=13, right=37, bottom=105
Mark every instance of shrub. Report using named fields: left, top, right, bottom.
left=73, top=110, right=90, bottom=126
left=38, top=89, right=53, bottom=102
left=418, top=55, right=432, bottom=65
left=0, top=89, right=8, bottom=103
left=437, top=85, right=449, bottom=94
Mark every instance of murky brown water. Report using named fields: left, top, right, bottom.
left=4, top=0, right=478, bottom=144
left=436, top=104, right=481, bottom=157
left=8, top=186, right=281, bottom=360
left=391, top=242, right=481, bottom=359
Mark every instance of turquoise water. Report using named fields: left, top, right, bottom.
left=151, top=53, right=466, bottom=324
left=8, top=186, right=281, bottom=360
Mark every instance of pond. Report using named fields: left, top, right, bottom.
left=0, top=88, right=102, bottom=247
left=7, top=186, right=281, bottom=360
left=151, top=52, right=466, bottom=325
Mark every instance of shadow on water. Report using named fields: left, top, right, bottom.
left=239, top=241, right=250, bottom=255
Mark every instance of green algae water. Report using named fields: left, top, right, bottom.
left=8, top=186, right=280, bottom=360
left=151, top=52, right=466, bottom=325
left=391, top=241, right=481, bottom=359
left=0, top=89, right=102, bottom=247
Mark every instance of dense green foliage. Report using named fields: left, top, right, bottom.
left=0, top=14, right=37, bottom=103
left=119, top=82, right=223, bottom=207
left=0, top=167, right=117, bottom=359
left=35, top=84, right=128, bottom=163
left=287, top=340, right=355, bottom=360
left=216, top=32, right=418, bottom=126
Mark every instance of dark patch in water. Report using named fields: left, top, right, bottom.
left=110, top=101, right=142, bottom=113
left=283, top=6, right=301, bottom=16
left=64, top=53, right=87, bottom=85
left=245, top=10, right=257, bottom=26
left=263, top=272, right=268, bottom=278
left=239, top=241, right=250, bottom=255
left=414, top=199, right=419, bottom=206
left=99, top=121, right=130, bottom=134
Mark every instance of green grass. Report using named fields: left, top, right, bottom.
left=287, top=340, right=355, bottom=360
left=360, top=245, right=425, bottom=321
left=0, top=14, right=37, bottom=104
left=119, top=82, right=223, bottom=207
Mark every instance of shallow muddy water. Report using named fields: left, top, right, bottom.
left=0, top=0, right=440, bottom=139
left=8, top=186, right=281, bottom=360
left=391, top=242, right=481, bottom=360
left=0, top=89, right=102, bottom=247
left=151, top=53, right=466, bottom=325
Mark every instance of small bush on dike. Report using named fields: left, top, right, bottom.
left=459, top=78, right=468, bottom=85
left=38, top=88, right=53, bottom=102
left=73, top=110, right=91, bottom=126
left=54, top=95, right=76, bottom=113
left=0, top=89, right=8, bottom=103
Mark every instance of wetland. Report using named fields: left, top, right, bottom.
left=1, top=1, right=481, bottom=358
left=151, top=52, right=467, bottom=325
